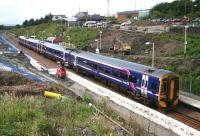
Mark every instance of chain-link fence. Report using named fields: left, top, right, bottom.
left=180, top=77, right=200, bottom=96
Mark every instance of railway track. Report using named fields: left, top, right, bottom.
left=4, top=33, right=200, bottom=132
left=168, top=110, right=200, bottom=131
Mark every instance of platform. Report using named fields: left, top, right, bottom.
left=179, top=91, right=200, bottom=109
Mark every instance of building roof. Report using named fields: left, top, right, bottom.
left=67, top=17, right=77, bottom=22
left=117, top=10, right=139, bottom=15
left=75, top=12, right=88, bottom=18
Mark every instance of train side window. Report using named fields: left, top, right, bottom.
left=77, top=58, right=81, bottom=63
left=99, top=66, right=104, bottom=72
left=112, top=70, right=119, bottom=77
left=161, top=81, right=167, bottom=95
left=93, top=64, right=97, bottom=69
left=130, top=76, right=137, bottom=83
left=141, top=79, right=144, bottom=86
left=120, top=72, right=128, bottom=80
left=82, top=59, right=87, bottom=64
left=78, top=59, right=84, bottom=64
left=104, top=68, right=111, bottom=74
left=88, top=62, right=93, bottom=68
left=151, top=82, right=157, bottom=90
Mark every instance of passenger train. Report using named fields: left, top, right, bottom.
left=18, top=36, right=179, bottom=109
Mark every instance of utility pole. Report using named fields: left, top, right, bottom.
left=67, top=36, right=71, bottom=48
left=134, top=0, right=136, bottom=11
left=95, top=39, right=99, bottom=53
left=184, top=25, right=189, bottom=59
left=99, top=31, right=102, bottom=50
left=107, top=0, right=110, bottom=17
left=145, top=42, right=155, bottom=68
left=152, top=42, right=155, bottom=68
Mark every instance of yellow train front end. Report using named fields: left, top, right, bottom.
left=158, top=73, right=180, bottom=109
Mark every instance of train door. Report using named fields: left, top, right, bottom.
left=169, top=78, right=175, bottom=100
left=67, top=52, right=74, bottom=68
left=74, top=56, right=77, bottom=67
left=167, top=77, right=179, bottom=107
left=37, top=42, right=43, bottom=53
left=160, top=76, right=179, bottom=108
left=63, top=52, right=65, bottom=62
left=37, top=43, right=39, bottom=52
left=141, top=75, right=149, bottom=97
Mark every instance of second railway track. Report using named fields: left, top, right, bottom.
left=168, top=110, right=200, bottom=131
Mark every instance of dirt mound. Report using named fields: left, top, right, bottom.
left=0, top=41, right=8, bottom=51
left=0, top=71, right=34, bottom=86
left=0, top=71, right=74, bottom=97
left=0, top=71, right=46, bottom=96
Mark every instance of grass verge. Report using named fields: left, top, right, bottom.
left=0, top=95, right=111, bottom=136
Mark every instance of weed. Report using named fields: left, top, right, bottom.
left=83, top=94, right=92, bottom=103
left=93, top=120, right=110, bottom=136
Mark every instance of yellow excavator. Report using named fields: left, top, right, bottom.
left=110, top=38, right=131, bottom=55
left=117, top=43, right=131, bottom=55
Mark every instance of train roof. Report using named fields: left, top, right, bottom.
left=19, top=36, right=172, bottom=78
left=71, top=51, right=172, bottom=78
left=43, top=42, right=67, bottom=52
left=19, top=36, right=68, bottom=53
left=19, top=36, right=41, bottom=44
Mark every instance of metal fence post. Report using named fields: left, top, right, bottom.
left=190, top=80, right=192, bottom=94
left=180, top=77, right=182, bottom=90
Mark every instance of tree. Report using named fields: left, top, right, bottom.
left=15, top=24, right=21, bottom=28
left=23, top=20, right=29, bottom=27
left=28, top=18, right=35, bottom=26
left=43, top=13, right=53, bottom=23
left=149, top=0, right=198, bottom=19
left=108, top=16, right=119, bottom=24
left=21, top=13, right=53, bottom=27
left=34, top=19, right=39, bottom=25
left=0, top=25, right=4, bottom=30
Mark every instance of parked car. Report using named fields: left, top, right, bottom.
left=121, top=20, right=131, bottom=26
left=191, top=17, right=200, bottom=25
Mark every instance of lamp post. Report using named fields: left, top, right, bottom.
left=32, top=32, right=35, bottom=39
left=184, top=25, right=189, bottom=59
left=67, top=36, right=71, bottom=47
left=95, top=39, right=99, bottom=53
left=145, top=42, right=155, bottom=68
left=26, top=32, right=28, bottom=38
left=41, top=31, right=45, bottom=41
left=99, top=31, right=102, bottom=50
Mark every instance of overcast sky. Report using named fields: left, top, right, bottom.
left=0, top=0, right=174, bottom=25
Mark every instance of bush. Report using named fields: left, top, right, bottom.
left=181, top=77, right=200, bottom=96
left=66, top=27, right=98, bottom=49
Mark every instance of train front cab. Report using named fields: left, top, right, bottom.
left=158, top=73, right=179, bottom=109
